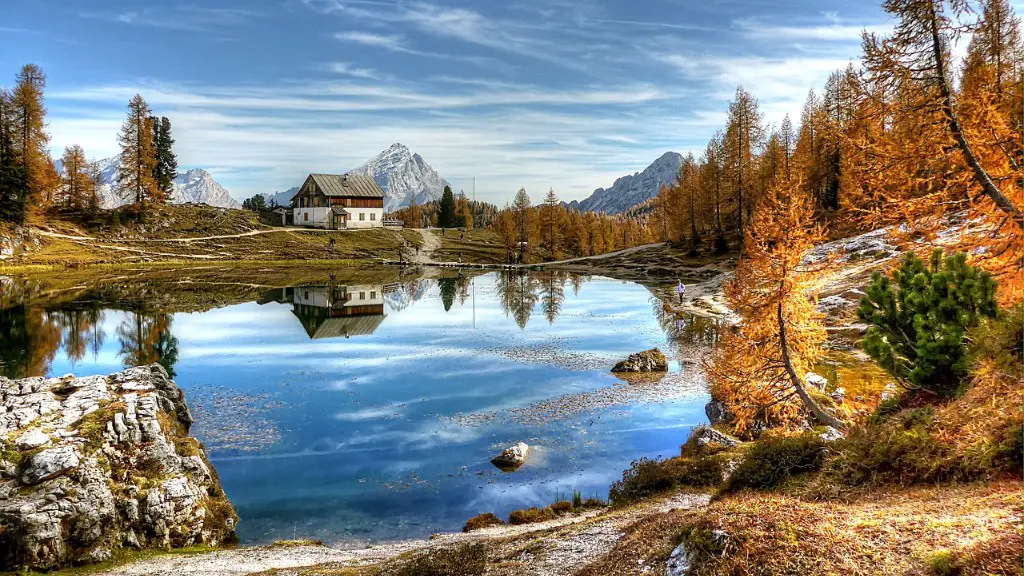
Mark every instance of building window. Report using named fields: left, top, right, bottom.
left=359, top=213, right=365, bottom=221
left=370, top=213, right=376, bottom=221
left=370, top=291, right=376, bottom=299
left=359, top=292, right=365, bottom=300
left=304, top=212, right=309, bottom=222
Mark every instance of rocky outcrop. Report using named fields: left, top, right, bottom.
left=704, top=399, right=733, bottom=426
left=612, top=348, right=669, bottom=373
left=0, top=365, right=237, bottom=571
left=491, top=442, right=530, bottom=471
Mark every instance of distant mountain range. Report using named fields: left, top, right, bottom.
left=566, top=152, right=683, bottom=214
left=56, top=155, right=240, bottom=209
left=264, top=143, right=450, bottom=212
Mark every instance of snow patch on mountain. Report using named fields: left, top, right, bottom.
left=568, top=152, right=683, bottom=214
left=56, top=155, right=240, bottom=209
left=350, top=143, right=450, bottom=212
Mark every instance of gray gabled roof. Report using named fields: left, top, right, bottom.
left=308, top=173, right=384, bottom=198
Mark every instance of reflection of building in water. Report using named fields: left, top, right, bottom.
left=290, top=284, right=386, bottom=339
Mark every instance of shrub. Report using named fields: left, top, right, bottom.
left=924, top=549, right=960, bottom=576
left=549, top=500, right=573, bottom=514
left=826, top=423, right=950, bottom=486
left=391, top=543, right=487, bottom=576
left=462, top=513, right=502, bottom=532
left=725, top=432, right=826, bottom=491
left=609, top=454, right=727, bottom=505
left=582, top=497, right=606, bottom=508
left=869, top=395, right=904, bottom=424
left=508, top=506, right=556, bottom=525
left=857, top=250, right=998, bottom=396
left=572, top=490, right=583, bottom=510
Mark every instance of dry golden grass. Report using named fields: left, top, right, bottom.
left=577, top=481, right=1022, bottom=576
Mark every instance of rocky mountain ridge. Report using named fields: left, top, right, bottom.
left=56, top=156, right=241, bottom=209
left=568, top=152, right=683, bottom=214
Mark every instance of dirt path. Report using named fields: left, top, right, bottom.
left=91, top=492, right=710, bottom=576
left=405, top=228, right=441, bottom=264
left=527, top=242, right=666, bottom=267
left=35, top=227, right=345, bottom=244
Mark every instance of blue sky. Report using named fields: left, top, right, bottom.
left=2, top=0, right=899, bottom=203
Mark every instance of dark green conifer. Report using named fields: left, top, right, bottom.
left=857, top=249, right=998, bottom=395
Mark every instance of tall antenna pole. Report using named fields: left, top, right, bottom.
left=473, top=177, right=476, bottom=203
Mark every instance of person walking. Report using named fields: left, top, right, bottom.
left=677, top=279, right=686, bottom=304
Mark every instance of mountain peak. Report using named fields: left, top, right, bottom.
left=574, top=152, right=683, bottom=214
left=72, top=156, right=239, bottom=210
left=351, top=144, right=450, bottom=212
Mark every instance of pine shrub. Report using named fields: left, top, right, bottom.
left=857, top=250, right=998, bottom=396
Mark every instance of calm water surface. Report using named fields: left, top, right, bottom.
left=1, top=271, right=714, bottom=546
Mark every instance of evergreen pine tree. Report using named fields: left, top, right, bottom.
left=438, top=185, right=456, bottom=228
left=0, top=88, right=27, bottom=223
left=151, top=116, right=177, bottom=197
left=857, top=250, right=999, bottom=395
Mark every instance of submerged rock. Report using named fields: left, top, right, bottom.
left=611, top=348, right=668, bottom=373
left=491, top=442, right=530, bottom=471
left=0, top=365, right=237, bottom=571
left=805, top=372, right=829, bottom=392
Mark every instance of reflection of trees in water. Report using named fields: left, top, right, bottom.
left=53, top=308, right=106, bottom=366
left=496, top=270, right=584, bottom=328
left=117, top=312, right=179, bottom=378
left=649, top=295, right=725, bottom=354
left=437, top=274, right=474, bottom=312
left=0, top=305, right=110, bottom=378
left=0, top=305, right=62, bottom=378
left=539, top=271, right=566, bottom=324
left=437, top=277, right=458, bottom=312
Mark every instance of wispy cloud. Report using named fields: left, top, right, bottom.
left=79, top=6, right=261, bottom=32
left=334, top=31, right=406, bottom=51
left=326, top=62, right=381, bottom=80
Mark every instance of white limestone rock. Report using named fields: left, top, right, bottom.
left=0, top=365, right=236, bottom=571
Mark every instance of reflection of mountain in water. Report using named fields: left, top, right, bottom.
left=289, top=284, right=386, bottom=340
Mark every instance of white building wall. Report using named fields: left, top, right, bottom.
left=292, top=206, right=383, bottom=228
left=345, top=207, right=385, bottom=228
left=294, top=207, right=330, bottom=228
left=293, top=287, right=331, bottom=307
left=343, top=285, right=385, bottom=307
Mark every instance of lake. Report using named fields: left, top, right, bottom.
left=0, top=269, right=717, bottom=546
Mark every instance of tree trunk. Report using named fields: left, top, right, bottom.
left=927, top=0, right=1023, bottom=225
left=777, top=301, right=846, bottom=430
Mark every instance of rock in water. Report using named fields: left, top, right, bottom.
left=611, top=348, right=669, bottom=373
left=491, top=442, right=530, bottom=471
left=0, top=365, right=237, bottom=571
left=704, top=399, right=733, bottom=425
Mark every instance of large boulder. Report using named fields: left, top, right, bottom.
left=491, top=442, right=530, bottom=471
left=0, top=365, right=237, bottom=571
left=612, top=348, right=669, bottom=373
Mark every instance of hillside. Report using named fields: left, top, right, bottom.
left=0, top=204, right=419, bottom=267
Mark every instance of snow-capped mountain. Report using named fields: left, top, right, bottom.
left=56, top=155, right=241, bottom=209
left=567, top=152, right=683, bottom=214
left=169, top=169, right=239, bottom=208
left=350, top=143, right=450, bottom=212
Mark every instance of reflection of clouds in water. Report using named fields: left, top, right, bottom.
left=334, top=405, right=404, bottom=421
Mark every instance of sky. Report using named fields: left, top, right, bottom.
left=2, top=0, right=903, bottom=204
